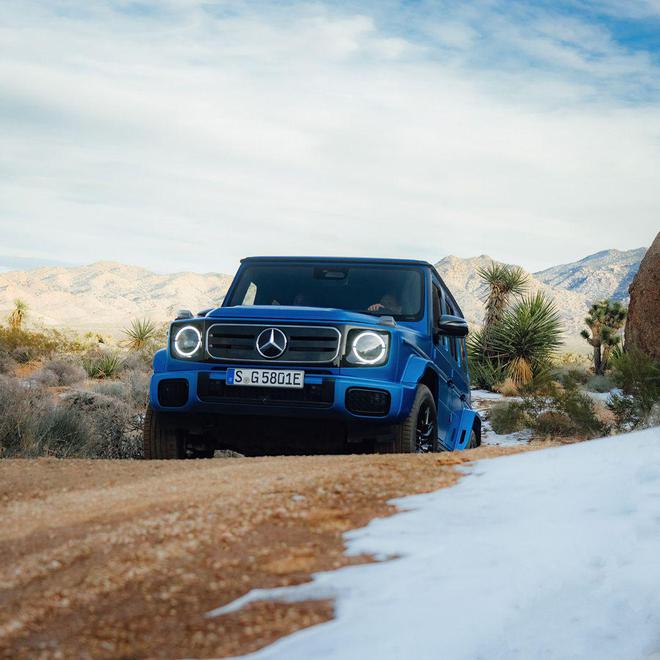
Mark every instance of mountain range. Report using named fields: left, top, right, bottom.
left=0, top=248, right=647, bottom=347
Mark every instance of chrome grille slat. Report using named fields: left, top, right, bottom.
left=206, top=323, right=341, bottom=363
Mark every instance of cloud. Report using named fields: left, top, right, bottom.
left=0, top=0, right=658, bottom=274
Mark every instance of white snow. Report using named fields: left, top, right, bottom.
left=213, top=427, right=660, bottom=660
left=471, top=390, right=531, bottom=447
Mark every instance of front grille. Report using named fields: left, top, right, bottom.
left=197, top=373, right=335, bottom=408
left=206, top=324, right=341, bottom=363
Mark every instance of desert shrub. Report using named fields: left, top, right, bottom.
left=520, top=382, right=607, bottom=439
left=585, top=374, right=615, bottom=393
left=62, top=391, right=142, bottom=458
left=555, top=366, right=590, bottom=388
left=83, top=351, right=123, bottom=379
left=0, top=375, right=143, bottom=459
left=489, top=402, right=528, bottom=434
left=43, top=357, right=87, bottom=385
left=468, top=292, right=562, bottom=391
left=0, top=326, right=62, bottom=359
left=0, top=352, right=16, bottom=374
left=534, top=411, right=576, bottom=437
left=122, top=349, right=153, bottom=372
left=468, top=352, right=508, bottom=390
left=32, top=368, right=59, bottom=387
left=607, top=349, right=660, bottom=431
left=493, top=378, right=519, bottom=397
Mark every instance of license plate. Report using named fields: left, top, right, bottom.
left=226, top=368, right=305, bottom=389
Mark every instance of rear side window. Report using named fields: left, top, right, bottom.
left=445, top=297, right=459, bottom=363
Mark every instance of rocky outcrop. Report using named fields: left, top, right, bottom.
left=625, top=233, right=660, bottom=359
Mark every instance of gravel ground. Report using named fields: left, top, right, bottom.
left=1, top=446, right=531, bottom=659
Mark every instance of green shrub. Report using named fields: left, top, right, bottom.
left=534, top=411, right=577, bottom=436
left=557, top=367, right=590, bottom=387
left=468, top=292, right=562, bottom=391
left=607, top=349, right=660, bottom=431
left=519, top=381, right=607, bottom=439
left=489, top=402, right=528, bottom=434
left=83, top=352, right=122, bottom=379
left=585, top=374, right=615, bottom=393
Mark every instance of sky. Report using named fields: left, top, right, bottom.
left=1, top=0, right=659, bottom=275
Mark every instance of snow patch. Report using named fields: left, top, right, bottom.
left=215, top=427, right=660, bottom=660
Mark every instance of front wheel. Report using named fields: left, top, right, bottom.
left=392, top=384, right=438, bottom=453
left=143, top=405, right=183, bottom=459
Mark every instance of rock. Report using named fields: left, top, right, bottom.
left=625, top=233, right=660, bottom=359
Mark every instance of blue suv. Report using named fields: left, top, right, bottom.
left=144, top=257, right=480, bottom=458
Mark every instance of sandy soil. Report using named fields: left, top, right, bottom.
left=0, top=446, right=533, bottom=659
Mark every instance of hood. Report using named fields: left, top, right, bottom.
left=206, top=305, right=387, bottom=326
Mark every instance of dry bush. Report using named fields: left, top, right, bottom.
left=493, top=378, right=519, bottom=397
left=43, top=358, right=87, bottom=385
left=0, top=375, right=143, bottom=459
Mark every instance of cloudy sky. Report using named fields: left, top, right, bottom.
left=1, top=0, right=659, bottom=275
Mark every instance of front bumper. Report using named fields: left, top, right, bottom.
left=149, top=368, right=416, bottom=424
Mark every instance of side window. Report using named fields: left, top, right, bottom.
left=431, top=283, right=441, bottom=339
left=460, top=337, right=468, bottom=375
left=445, top=297, right=459, bottom=363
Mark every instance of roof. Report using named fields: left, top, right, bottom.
left=238, top=256, right=464, bottom=318
left=240, top=256, right=434, bottom=268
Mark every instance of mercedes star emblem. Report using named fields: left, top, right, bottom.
left=256, top=327, right=287, bottom=359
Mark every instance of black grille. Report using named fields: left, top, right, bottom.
left=158, top=379, right=189, bottom=407
left=198, top=373, right=335, bottom=408
left=345, top=388, right=391, bottom=416
left=206, top=324, right=341, bottom=363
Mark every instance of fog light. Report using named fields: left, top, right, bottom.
left=158, top=379, right=189, bottom=407
left=346, top=388, right=390, bottom=416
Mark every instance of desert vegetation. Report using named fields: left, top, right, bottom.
left=468, top=265, right=659, bottom=442
left=0, top=308, right=162, bottom=458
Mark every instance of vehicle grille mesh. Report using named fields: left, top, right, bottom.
left=206, top=324, right=341, bottom=363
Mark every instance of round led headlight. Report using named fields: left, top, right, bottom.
left=173, top=325, right=202, bottom=358
left=350, top=331, right=387, bottom=365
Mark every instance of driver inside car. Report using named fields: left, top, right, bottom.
left=368, top=293, right=402, bottom=314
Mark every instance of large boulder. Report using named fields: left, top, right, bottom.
left=625, top=233, right=660, bottom=359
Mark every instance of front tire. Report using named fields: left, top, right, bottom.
left=143, top=405, right=183, bottom=459
left=393, top=384, right=438, bottom=453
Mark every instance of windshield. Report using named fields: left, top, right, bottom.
left=226, top=264, right=424, bottom=321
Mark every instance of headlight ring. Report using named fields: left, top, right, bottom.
left=173, top=325, right=202, bottom=358
left=349, top=330, right=388, bottom=365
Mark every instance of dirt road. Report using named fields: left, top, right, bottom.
left=1, top=446, right=527, bottom=659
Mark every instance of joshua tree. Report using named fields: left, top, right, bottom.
left=580, top=300, right=627, bottom=375
left=123, top=318, right=158, bottom=351
left=8, top=299, right=28, bottom=331
left=477, top=263, right=529, bottom=328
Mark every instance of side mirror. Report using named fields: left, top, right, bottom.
left=175, top=309, right=193, bottom=320
left=437, top=314, right=468, bottom=337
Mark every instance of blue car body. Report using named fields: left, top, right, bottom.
left=148, top=257, right=480, bottom=453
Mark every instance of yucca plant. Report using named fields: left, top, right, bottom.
left=486, top=292, right=563, bottom=386
left=8, top=299, right=28, bottom=331
left=580, top=299, right=627, bottom=374
left=123, top=318, right=158, bottom=351
left=476, top=263, right=528, bottom=328
left=83, top=352, right=122, bottom=379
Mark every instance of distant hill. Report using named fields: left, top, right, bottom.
left=0, top=248, right=646, bottom=345
left=434, top=247, right=644, bottom=347
left=0, top=261, right=233, bottom=334
left=534, top=248, right=646, bottom=300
